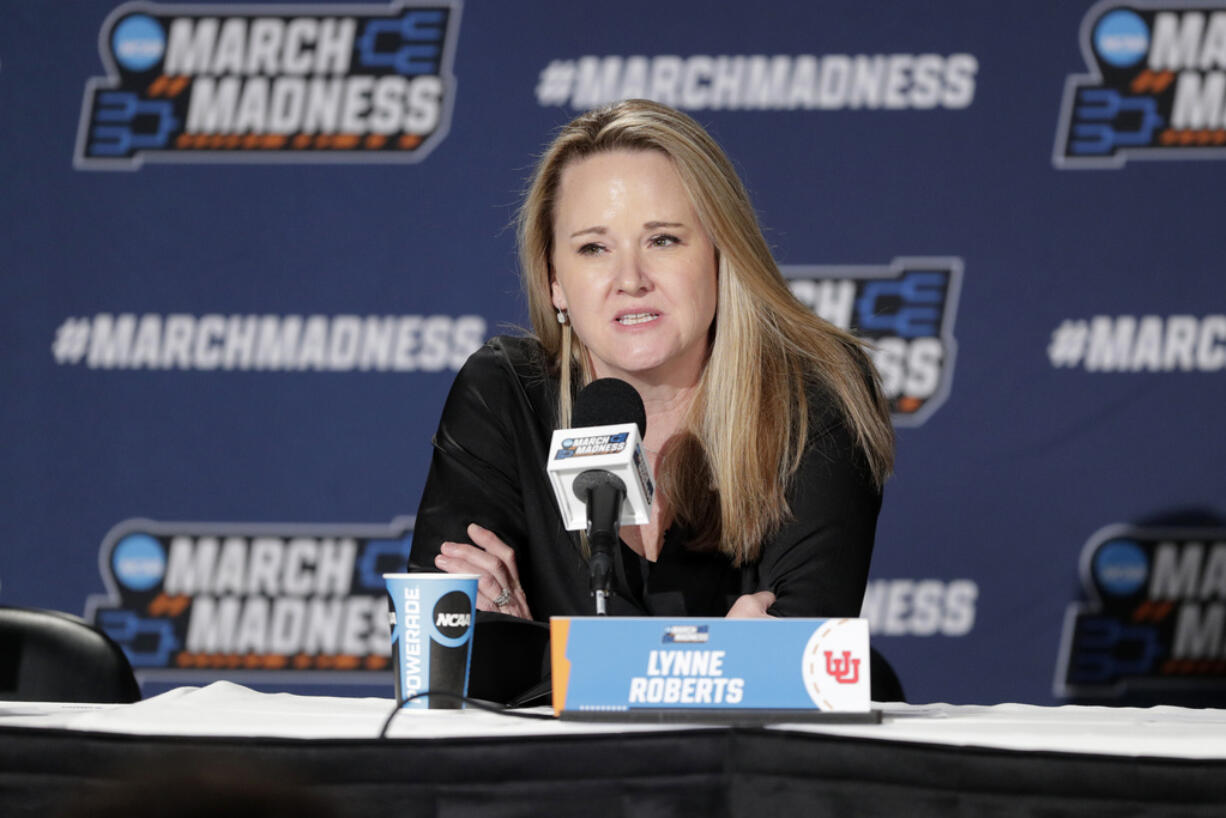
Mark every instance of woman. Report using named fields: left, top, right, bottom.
left=411, top=99, right=893, bottom=624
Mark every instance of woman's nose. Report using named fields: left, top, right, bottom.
left=615, top=248, right=651, bottom=294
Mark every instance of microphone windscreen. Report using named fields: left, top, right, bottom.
left=572, top=378, right=647, bottom=437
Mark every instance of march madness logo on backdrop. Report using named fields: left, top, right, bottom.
left=76, top=1, right=461, bottom=169
left=1055, top=524, right=1226, bottom=698
left=1055, top=1, right=1226, bottom=168
left=782, top=257, right=962, bottom=427
left=86, top=518, right=415, bottom=681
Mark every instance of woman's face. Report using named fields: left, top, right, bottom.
left=550, top=150, right=718, bottom=389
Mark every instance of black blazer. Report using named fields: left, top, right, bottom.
left=410, top=336, right=882, bottom=621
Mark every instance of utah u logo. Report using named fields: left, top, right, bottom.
left=824, top=650, right=861, bottom=684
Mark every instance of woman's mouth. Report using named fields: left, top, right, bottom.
left=616, top=312, right=660, bottom=326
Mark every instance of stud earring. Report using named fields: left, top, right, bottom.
left=556, top=309, right=568, bottom=325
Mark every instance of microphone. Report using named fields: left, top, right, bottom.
left=546, top=379, right=653, bottom=615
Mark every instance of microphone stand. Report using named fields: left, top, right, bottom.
left=579, top=475, right=623, bottom=616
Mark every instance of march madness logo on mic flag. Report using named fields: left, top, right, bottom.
left=76, top=1, right=461, bottom=170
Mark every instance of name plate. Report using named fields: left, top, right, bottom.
left=550, top=617, right=871, bottom=718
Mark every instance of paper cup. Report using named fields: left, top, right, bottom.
left=384, top=573, right=479, bottom=709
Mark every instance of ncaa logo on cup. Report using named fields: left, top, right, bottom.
left=433, top=591, right=472, bottom=639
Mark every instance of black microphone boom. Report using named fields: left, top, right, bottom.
left=573, top=469, right=625, bottom=608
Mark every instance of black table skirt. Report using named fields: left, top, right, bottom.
left=3, top=725, right=1226, bottom=817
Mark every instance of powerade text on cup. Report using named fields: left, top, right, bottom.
left=384, top=573, right=477, bottom=709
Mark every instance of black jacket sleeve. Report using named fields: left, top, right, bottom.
left=409, top=338, right=595, bottom=621
left=752, top=413, right=882, bottom=618
left=410, top=341, right=539, bottom=570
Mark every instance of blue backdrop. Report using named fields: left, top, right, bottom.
left=3, top=0, right=1224, bottom=705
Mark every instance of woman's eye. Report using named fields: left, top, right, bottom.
left=577, top=243, right=604, bottom=256
left=650, top=234, right=680, bottom=248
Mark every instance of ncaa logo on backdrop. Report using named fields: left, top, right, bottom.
left=1055, top=524, right=1226, bottom=698
left=76, top=1, right=461, bottom=170
left=782, top=257, right=962, bottom=427
left=86, top=517, right=416, bottom=681
left=1055, top=1, right=1226, bottom=168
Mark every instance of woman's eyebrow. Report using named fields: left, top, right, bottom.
left=569, top=221, right=685, bottom=238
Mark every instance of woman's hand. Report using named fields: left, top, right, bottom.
left=434, top=523, right=533, bottom=620
left=726, top=591, right=776, bottom=619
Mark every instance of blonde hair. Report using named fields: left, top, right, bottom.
left=518, top=99, right=893, bottom=565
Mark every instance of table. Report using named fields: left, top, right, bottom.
left=2, top=682, right=1225, bottom=816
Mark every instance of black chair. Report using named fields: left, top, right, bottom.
left=0, top=605, right=141, bottom=703
left=870, top=647, right=906, bottom=702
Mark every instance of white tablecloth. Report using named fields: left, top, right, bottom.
left=3, top=681, right=1224, bottom=760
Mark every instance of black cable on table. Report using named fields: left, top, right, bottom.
left=378, top=692, right=555, bottom=739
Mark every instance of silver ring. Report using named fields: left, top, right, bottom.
left=493, top=587, right=512, bottom=607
